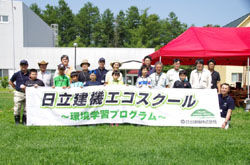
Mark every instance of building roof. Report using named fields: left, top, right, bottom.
left=224, top=13, right=250, bottom=27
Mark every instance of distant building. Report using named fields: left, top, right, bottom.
left=214, top=13, right=250, bottom=87
left=0, top=0, right=55, bottom=77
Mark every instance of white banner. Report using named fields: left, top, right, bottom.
left=26, top=86, right=223, bottom=127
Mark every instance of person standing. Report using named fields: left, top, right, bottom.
left=37, top=60, right=53, bottom=87
left=166, top=59, right=183, bottom=88
left=53, top=64, right=70, bottom=88
left=9, top=60, right=30, bottom=125
left=54, top=55, right=74, bottom=79
left=190, top=59, right=211, bottom=89
left=138, top=56, right=155, bottom=77
left=149, top=62, right=168, bottom=88
left=70, top=71, right=84, bottom=88
left=105, top=61, right=123, bottom=84
left=208, top=59, right=221, bottom=92
left=136, top=65, right=152, bottom=88
left=24, top=69, right=45, bottom=88
left=85, top=70, right=102, bottom=86
left=95, top=57, right=108, bottom=85
left=78, top=59, right=90, bottom=85
left=173, top=70, right=191, bottom=88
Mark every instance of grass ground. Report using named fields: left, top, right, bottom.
left=0, top=89, right=250, bottom=165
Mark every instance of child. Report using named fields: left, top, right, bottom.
left=70, top=71, right=84, bottom=88
left=53, top=64, right=70, bottom=88
left=85, top=70, right=101, bottom=86
left=107, top=70, right=123, bottom=127
left=173, top=70, right=191, bottom=88
left=24, top=69, right=45, bottom=89
left=136, top=65, right=152, bottom=88
left=107, top=71, right=124, bottom=85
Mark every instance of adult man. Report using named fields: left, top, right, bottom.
left=190, top=59, right=211, bottom=89
left=166, top=59, right=183, bottom=88
left=218, top=83, right=235, bottom=129
left=208, top=59, right=221, bottom=92
left=138, top=56, right=155, bottom=77
left=37, top=60, right=53, bottom=87
left=54, top=55, right=74, bottom=78
left=9, top=60, right=30, bottom=125
left=95, top=57, right=108, bottom=85
left=78, top=59, right=90, bottom=84
left=149, top=62, right=168, bottom=88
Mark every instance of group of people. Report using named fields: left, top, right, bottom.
left=9, top=55, right=234, bottom=129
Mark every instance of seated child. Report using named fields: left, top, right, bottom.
left=107, top=71, right=124, bottom=85
left=173, top=70, right=191, bottom=88
left=70, top=71, right=84, bottom=88
left=24, top=69, right=45, bottom=89
left=85, top=70, right=102, bottom=86
left=136, top=65, right=152, bottom=88
left=53, top=64, right=70, bottom=89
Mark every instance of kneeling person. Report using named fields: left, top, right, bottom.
left=218, top=83, right=235, bottom=129
left=173, top=70, right=191, bottom=88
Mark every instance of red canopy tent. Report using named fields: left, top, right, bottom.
left=149, top=27, right=250, bottom=66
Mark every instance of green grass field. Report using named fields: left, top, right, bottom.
left=0, top=90, right=250, bottom=165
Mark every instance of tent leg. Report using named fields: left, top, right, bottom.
left=245, top=57, right=250, bottom=112
left=159, top=56, right=162, bottom=62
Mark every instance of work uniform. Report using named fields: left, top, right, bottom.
left=218, top=94, right=235, bottom=129
left=10, top=71, right=29, bottom=116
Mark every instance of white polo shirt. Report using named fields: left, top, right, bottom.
left=166, top=68, right=183, bottom=88
left=37, top=71, right=53, bottom=87
left=189, top=68, right=211, bottom=89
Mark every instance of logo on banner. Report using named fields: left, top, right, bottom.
left=191, top=109, right=214, bottom=117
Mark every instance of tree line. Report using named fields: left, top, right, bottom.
left=30, top=0, right=218, bottom=49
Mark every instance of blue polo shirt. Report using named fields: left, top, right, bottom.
left=10, top=71, right=30, bottom=92
left=85, top=81, right=101, bottom=86
left=95, top=67, right=108, bottom=84
left=218, top=94, right=235, bottom=119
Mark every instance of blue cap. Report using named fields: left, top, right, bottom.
left=20, top=60, right=28, bottom=65
left=99, top=57, right=105, bottom=62
left=89, top=70, right=97, bottom=75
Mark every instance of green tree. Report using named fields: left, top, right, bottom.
left=124, top=6, right=141, bottom=47
left=99, top=9, right=115, bottom=47
left=159, top=12, right=188, bottom=48
left=114, top=10, right=127, bottom=47
left=76, top=2, right=100, bottom=47
left=42, top=4, right=59, bottom=25
left=57, top=0, right=77, bottom=46
left=204, top=24, right=220, bottom=27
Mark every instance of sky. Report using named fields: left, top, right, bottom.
left=21, top=0, right=250, bottom=26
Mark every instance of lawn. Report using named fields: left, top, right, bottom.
left=0, top=90, right=250, bottom=165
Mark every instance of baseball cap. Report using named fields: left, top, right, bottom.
left=70, top=71, right=78, bottom=78
left=20, top=60, right=28, bottom=65
left=58, top=63, right=66, bottom=70
left=99, top=57, right=105, bottom=63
